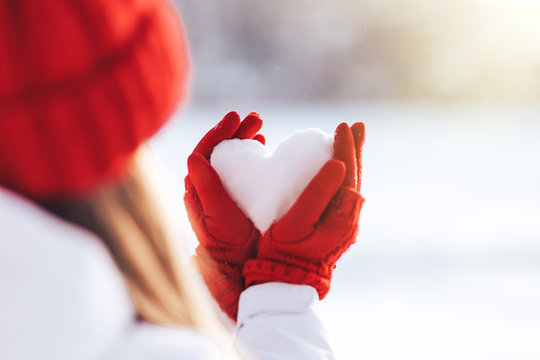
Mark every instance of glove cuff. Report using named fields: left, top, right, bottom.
left=193, top=250, right=244, bottom=320
left=243, top=259, right=331, bottom=299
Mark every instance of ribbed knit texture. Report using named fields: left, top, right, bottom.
left=0, top=0, right=190, bottom=200
left=243, top=187, right=364, bottom=300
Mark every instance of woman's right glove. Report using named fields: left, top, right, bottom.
left=243, top=122, right=365, bottom=299
left=184, top=111, right=264, bottom=320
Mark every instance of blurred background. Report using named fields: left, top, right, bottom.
left=150, top=0, right=540, bottom=358
left=174, top=0, right=540, bottom=104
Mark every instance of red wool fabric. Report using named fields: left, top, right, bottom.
left=0, top=0, right=190, bottom=201
left=184, top=112, right=264, bottom=320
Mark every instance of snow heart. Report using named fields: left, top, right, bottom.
left=210, top=128, right=334, bottom=232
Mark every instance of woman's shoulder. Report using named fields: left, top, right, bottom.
left=0, top=187, right=131, bottom=306
left=0, top=187, right=135, bottom=359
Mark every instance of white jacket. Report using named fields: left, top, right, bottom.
left=0, top=187, right=334, bottom=360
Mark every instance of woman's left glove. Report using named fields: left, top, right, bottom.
left=184, top=111, right=264, bottom=321
left=243, top=122, right=365, bottom=299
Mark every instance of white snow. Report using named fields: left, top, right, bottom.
left=210, top=128, right=333, bottom=232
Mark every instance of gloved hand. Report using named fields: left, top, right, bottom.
left=184, top=111, right=265, bottom=320
left=243, top=122, right=365, bottom=299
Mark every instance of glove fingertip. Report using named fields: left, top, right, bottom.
left=333, top=123, right=356, bottom=188
left=324, top=159, right=347, bottom=183
left=253, top=133, right=266, bottom=145
left=351, top=122, right=366, bottom=149
left=335, top=122, right=349, bottom=135
left=215, top=111, right=242, bottom=140
left=194, top=112, right=241, bottom=158
left=222, top=110, right=242, bottom=124
left=234, top=112, right=263, bottom=139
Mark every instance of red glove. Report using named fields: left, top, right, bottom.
left=184, top=111, right=265, bottom=320
left=243, top=122, right=365, bottom=299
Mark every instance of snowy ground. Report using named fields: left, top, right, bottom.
left=150, top=102, right=540, bottom=359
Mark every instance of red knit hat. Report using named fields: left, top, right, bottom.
left=0, top=0, right=190, bottom=201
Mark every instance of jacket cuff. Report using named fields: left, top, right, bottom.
left=243, top=259, right=331, bottom=299
left=237, top=282, right=318, bottom=325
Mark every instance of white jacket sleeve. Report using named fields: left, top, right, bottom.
left=100, top=323, right=223, bottom=360
left=234, top=283, right=335, bottom=360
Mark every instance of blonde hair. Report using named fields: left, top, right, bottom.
left=45, top=148, right=218, bottom=329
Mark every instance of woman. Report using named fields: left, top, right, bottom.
left=0, top=0, right=365, bottom=359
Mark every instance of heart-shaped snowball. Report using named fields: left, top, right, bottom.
left=210, top=128, right=334, bottom=232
